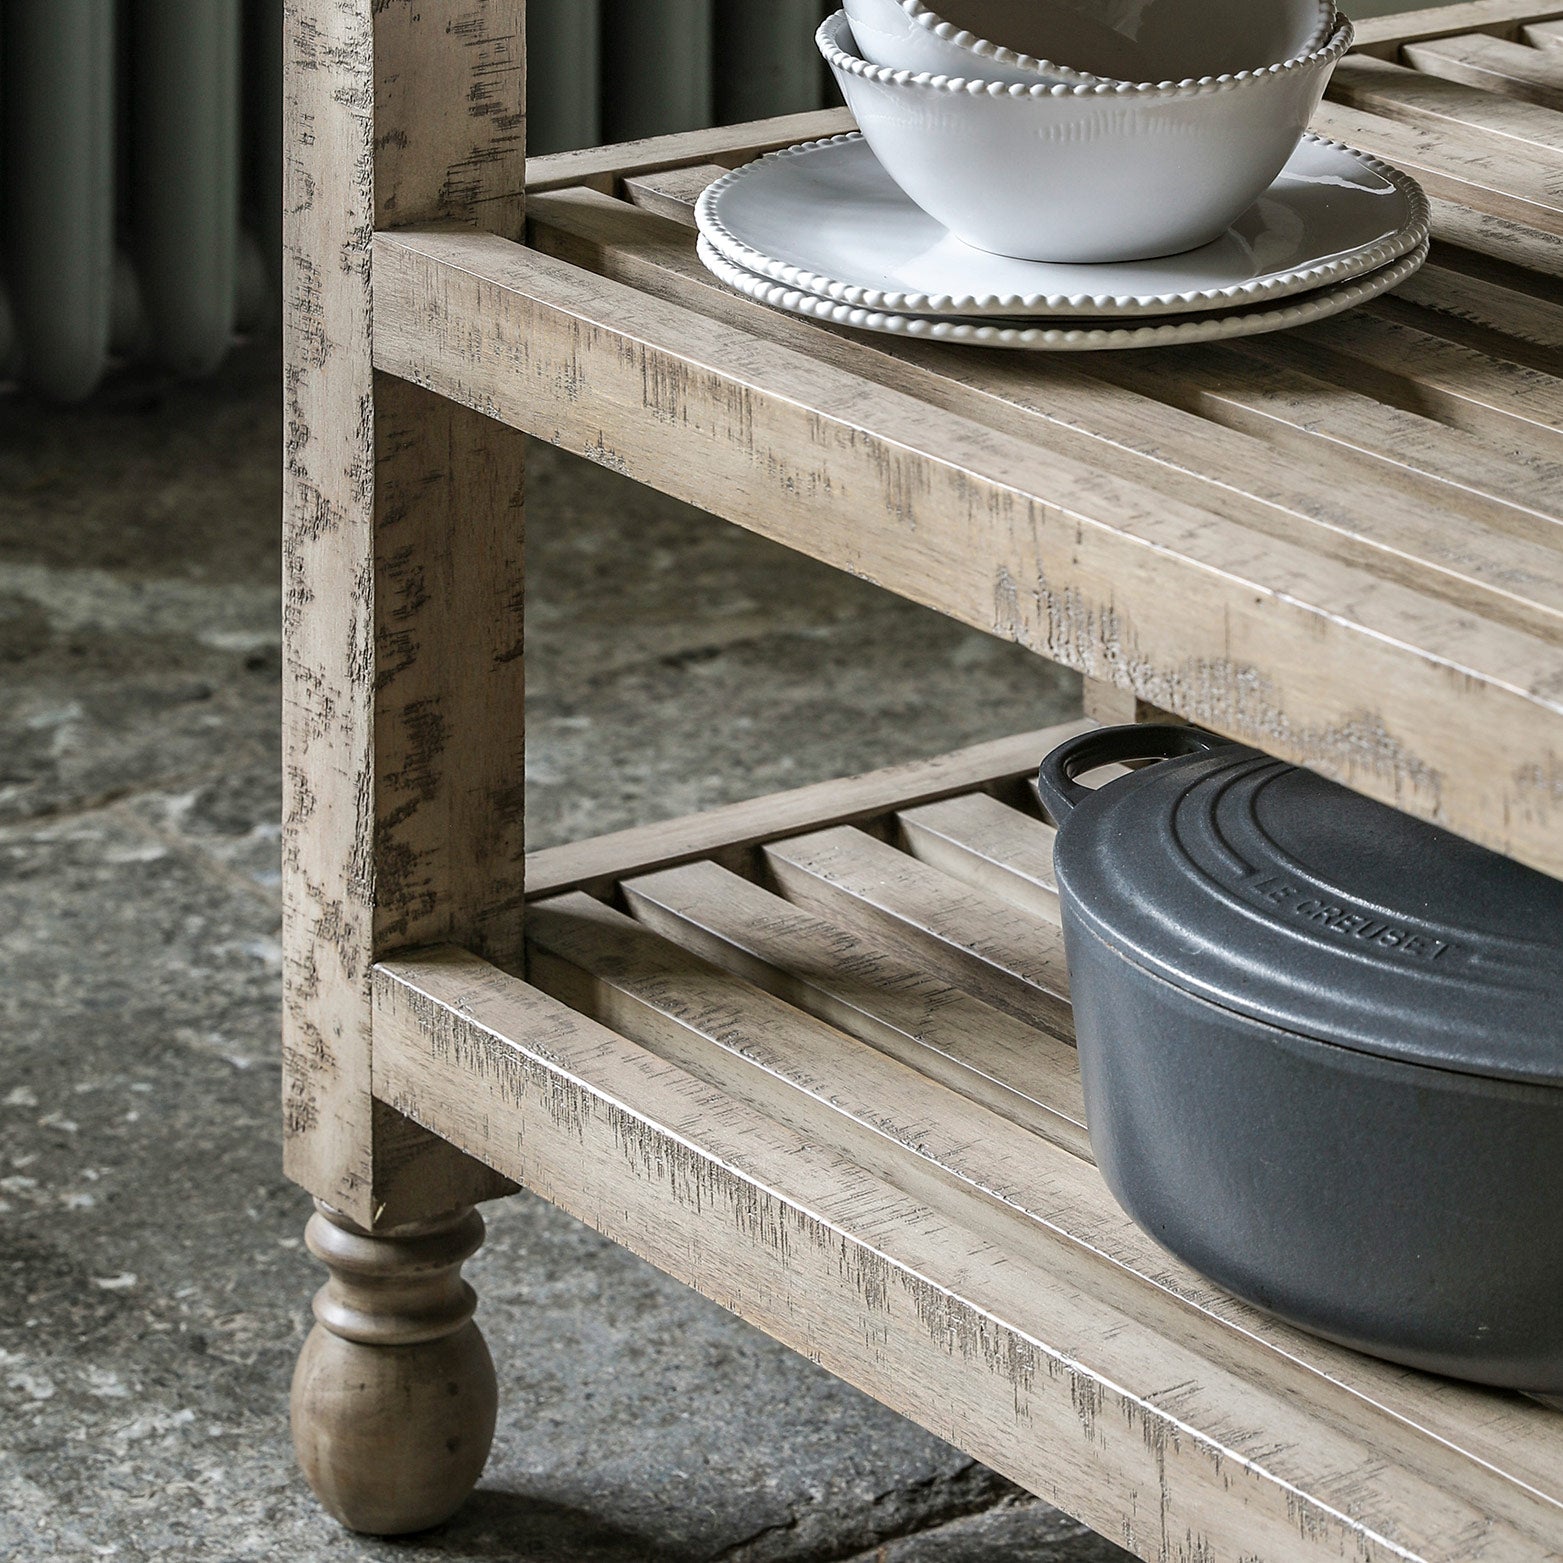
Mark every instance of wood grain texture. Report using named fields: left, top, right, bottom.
left=1354, top=1, right=1563, bottom=56
left=523, top=108, right=852, bottom=194
left=530, top=891, right=1563, bottom=1554
left=524, top=181, right=1563, bottom=652
left=524, top=722, right=1092, bottom=901
left=1280, top=307, right=1563, bottom=458
left=292, top=4, right=1563, bottom=1555
left=617, top=858, right=1090, bottom=1155
left=370, top=375, right=527, bottom=967
left=577, top=165, right=1563, bottom=482
left=763, top=826, right=1074, bottom=1035
left=1404, top=32, right=1563, bottom=110
left=895, top=792, right=1060, bottom=920
left=525, top=188, right=1563, bottom=640
left=1423, top=194, right=1563, bottom=277
left=374, top=946, right=1563, bottom=1563
left=372, top=2, right=526, bottom=231
left=1331, top=53, right=1563, bottom=154
left=291, top=1202, right=496, bottom=1534
left=371, top=225, right=1563, bottom=881
left=283, top=0, right=524, bottom=1222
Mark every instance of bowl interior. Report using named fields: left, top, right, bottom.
left=927, top=0, right=1329, bottom=80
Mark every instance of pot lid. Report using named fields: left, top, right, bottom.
left=1038, top=726, right=1563, bottom=1085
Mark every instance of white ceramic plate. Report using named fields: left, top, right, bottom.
left=696, top=131, right=1429, bottom=319
left=696, top=235, right=1429, bottom=351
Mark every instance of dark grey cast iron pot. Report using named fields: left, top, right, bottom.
left=1037, top=724, right=1563, bottom=1396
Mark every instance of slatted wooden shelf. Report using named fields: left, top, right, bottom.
left=372, top=2, right=1563, bottom=886
left=374, top=721, right=1563, bottom=1563
left=283, top=1, right=1563, bottom=1550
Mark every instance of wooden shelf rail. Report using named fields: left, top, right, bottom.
left=372, top=723, right=1563, bottom=1563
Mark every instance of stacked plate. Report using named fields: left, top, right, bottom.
left=696, top=131, right=1429, bottom=353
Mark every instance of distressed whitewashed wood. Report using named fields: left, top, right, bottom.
left=1355, top=1, right=1563, bottom=57
left=286, top=4, right=1563, bottom=1549
left=291, top=1202, right=496, bottom=1534
left=1330, top=54, right=1563, bottom=154
left=283, top=0, right=524, bottom=1222
left=1310, top=98, right=1563, bottom=234
left=1526, top=18, right=1563, bottom=45
left=763, top=826, right=1073, bottom=1034
left=1405, top=32, right=1563, bottom=109
left=621, top=162, right=734, bottom=219
left=895, top=793, right=1060, bottom=920
left=373, top=946, right=1563, bottom=1562
left=1083, top=337, right=1563, bottom=536
left=595, top=168, right=1563, bottom=504
left=372, top=4, right=526, bottom=232
left=532, top=891, right=1563, bottom=1543
left=618, top=857, right=1090, bottom=1153
left=285, top=0, right=525, bottom=1537
left=525, top=722, right=1091, bottom=901
left=1080, top=677, right=1179, bottom=728
left=1386, top=266, right=1563, bottom=368
left=373, top=224, right=1563, bottom=879
left=524, top=108, right=852, bottom=194
left=1281, top=308, right=1563, bottom=457
left=526, top=188, right=1563, bottom=638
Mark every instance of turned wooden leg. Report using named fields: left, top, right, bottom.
left=291, top=1201, right=497, bottom=1535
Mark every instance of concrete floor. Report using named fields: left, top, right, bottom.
left=0, top=347, right=1131, bottom=1562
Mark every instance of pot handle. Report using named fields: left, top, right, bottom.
left=1037, top=723, right=1231, bottom=826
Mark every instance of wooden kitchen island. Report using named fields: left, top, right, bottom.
left=283, top=2, right=1563, bottom=1555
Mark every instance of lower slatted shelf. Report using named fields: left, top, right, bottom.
left=371, top=722, right=1563, bottom=1563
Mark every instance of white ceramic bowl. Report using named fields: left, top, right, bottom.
left=844, top=0, right=1335, bottom=87
left=843, top=0, right=1084, bottom=83
left=819, top=9, right=1353, bottom=264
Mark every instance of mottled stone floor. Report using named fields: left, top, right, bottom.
left=0, top=347, right=1135, bottom=1562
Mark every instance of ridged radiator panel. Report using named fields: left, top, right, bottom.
left=0, top=0, right=835, bottom=399
left=535, top=1, right=837, bottom=152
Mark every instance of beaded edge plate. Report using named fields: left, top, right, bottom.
left=696, top=131, right=1431, bottom=320
left=696, top=235, right=1430, bottom=351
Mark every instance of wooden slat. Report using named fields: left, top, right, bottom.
left=1404, top=33, right=1563, bottom=111
left=523, top=106, right=852, bottom=194
left=619, top=162, right=727, bottom=223
left=1330, top=54, right=1563, bottom=155
left=1084, top=339, right=1563, bottom=538
left=614, top=163, right=1563, bottom=398
left=617, top=862, right=1090, bottom=1155
left=1282, top=309, right=1563, bottom=458
left=1354, top=2, right=1563, bottom=58
left=372, top=224, right=1563, bottom=880
left=1525, top=19, right=1563, bottom=47
left=1377, top=277, right=1563, bottom=375
left=525, top=721, right=1090, bottom=901
left=509, top=902, right=1563, bottom=1558
left=376, top=947, right=1508, bottom=1563
left=1424, top=194, right=1563, bottom=276
left=1310, top=99, right=1563, bottom=235
left=895, top=793, right=1060, bottom=921
left=535, top=184, right=1563, bottom=638
left=762, top=826, right=1072, bottom=1034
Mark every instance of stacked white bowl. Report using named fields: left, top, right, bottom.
left=825, top=0, right=1352, bottom=263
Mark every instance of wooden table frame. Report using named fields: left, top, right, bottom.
left=283, top=2, right=1563, bottom=1553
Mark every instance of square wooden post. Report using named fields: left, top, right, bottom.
left=283, top=0, right=527, bottom=1533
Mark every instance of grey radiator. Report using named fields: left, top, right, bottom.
left=1, top=0, right=279, bottom=402
left=0, top=0, right=831, bottom=401
left=532, top=1, right=837, bottom=153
